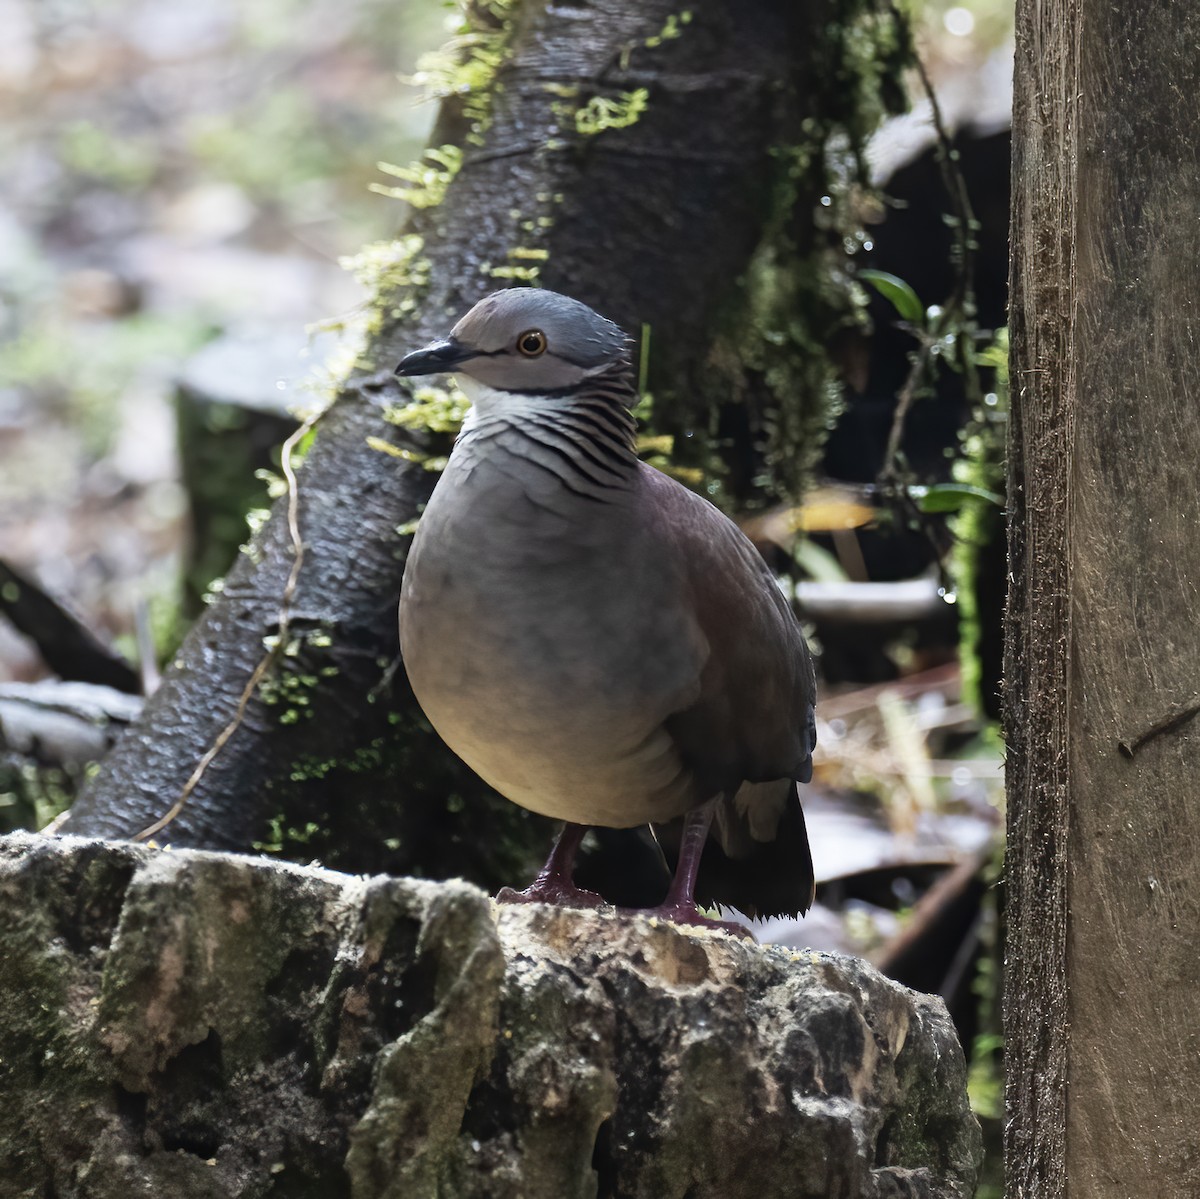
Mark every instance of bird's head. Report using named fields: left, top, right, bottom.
left=395, top=288, right=632, bottom=399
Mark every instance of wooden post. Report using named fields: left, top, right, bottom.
left=1006, top=0, right=1200, bottom=1194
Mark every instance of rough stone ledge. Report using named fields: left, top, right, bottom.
left=0, top=831, right=981, bottom=1198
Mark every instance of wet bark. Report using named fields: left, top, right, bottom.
left=1006, top=0, right=1200, bottom=1194
left=63, top=0, right=901, bottom=885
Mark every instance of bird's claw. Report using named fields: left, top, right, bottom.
left=631, top=902, right=757, bottom=940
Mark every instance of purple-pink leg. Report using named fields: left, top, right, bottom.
left=633, top=802, right=755, bottom=939
left=496, top=822, right=607, bottom=909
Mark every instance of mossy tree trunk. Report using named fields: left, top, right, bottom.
left=1006, top=0, right=1200, bottom=1193
left=63, top=0, right=905, bottom=883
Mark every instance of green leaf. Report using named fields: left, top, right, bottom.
left=914, top=483, right=1004, bottom=514
left=792, top=537, right=850, bottom=583
left=858, top=269, right=925, bottom=325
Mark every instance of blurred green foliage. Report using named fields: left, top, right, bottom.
left=0, top=313, right=212, bottom=460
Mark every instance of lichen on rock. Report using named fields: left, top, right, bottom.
left=0, top=831, right=980, bottom=1198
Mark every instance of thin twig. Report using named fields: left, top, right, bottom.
left=134, top=410, right=321, bottom=842
left=1118, top=697, right=1200, bottom=760
left=876, top=44, right=981, bottom=489
left=879, top=325, right=939, bottom=483
left=915, top=51, right=977, bottom=317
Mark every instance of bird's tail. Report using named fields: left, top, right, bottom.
left=658, top=780, right=816, bottom=920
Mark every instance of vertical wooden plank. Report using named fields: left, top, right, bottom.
left=1005, top=0, right=1079, bottom=1194
left=1008, top=0, right=1200, bottom=1194
left=1067, top=0, right=1200, bottom=1190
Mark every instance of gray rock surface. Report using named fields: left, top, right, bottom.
left=0, top=831, right=981, bottom=1198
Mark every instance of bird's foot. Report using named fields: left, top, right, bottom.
left=496, top=878, right=608, bottom=909
left=632, top=902, right=757, bottom=941
left=497, top=823, right=608, bottom=910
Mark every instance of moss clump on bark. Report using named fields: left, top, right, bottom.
left=372, top=0, right=912, bottom=509
left=662, top=0, right=913, bottom=506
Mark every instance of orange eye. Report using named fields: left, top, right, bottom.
left=517, top=329, right=547, bottom=357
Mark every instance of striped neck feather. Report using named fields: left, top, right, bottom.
left=457, top=370, right=638, bottom=455
left=455, top=373, right=639, bottom=501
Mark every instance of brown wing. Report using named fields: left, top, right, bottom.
left=641, top=466, right=816, bottom=794
left=641, top=466, right=818, bottom=919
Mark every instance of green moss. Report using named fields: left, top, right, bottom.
left=651, top=0, right=912, bottom=506
left=949, top=329, right=1008, bottom=714
left=0, top=760, right=76, bottom=834
left=241, top=504, right=270, bottom=540
left=644, top=9, right=693, bottom=48
left=482, top=244, right=550, bottom=283
left=486, top=262, right=542, bottom=282
left=279, top=731, right=397, bottom=789
left=252, top=815, right=323, bottom=854
left=732, top=227, right=856, bottom=497
left=257, top=625, right=343, bottom=722
left=371, top=379, right=472, bottom=464
left=386, top=383, right=470, bottom=436
left=506, top=246, right=549, bottom=263
left=571, top=88, right=650, bottom=136
left=0, top=845, right=139, bottom=1170
left=340, top=234, right=432, bottom=338
left=371, top=144, right=463, bottom=209
left=367, top=436, right=449, bottom=472
left=353, top=0, right=906, bottom=500
left=406, top=0, right=519, bottom=147
left=250, top=693, right=550, bottom=890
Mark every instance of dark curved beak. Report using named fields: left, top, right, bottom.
left=394, top=337, right=472, bottom=377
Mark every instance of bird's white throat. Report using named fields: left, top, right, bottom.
left=454, top=374, right=517, bottom=417
left=454, top=374, right=577, bottom=427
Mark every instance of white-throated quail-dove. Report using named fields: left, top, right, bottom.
left=395, top=288, right=817, bottom=934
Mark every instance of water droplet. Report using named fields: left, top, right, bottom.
left=820, top=195, right=832, bottom=207
left=938, top=587, right=958, bottom=605
left=943, top=7, right=976, bottom=36
left=275, top=379, right=287, bottom=391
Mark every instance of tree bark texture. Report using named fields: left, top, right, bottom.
left=62, top=0, right=904, bottom=882
left=0, top=831, right=982, bottom=1199
left=1006, top=1, right=1200, bottom=1194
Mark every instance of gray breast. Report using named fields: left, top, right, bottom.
left=399, top=418, right=708, bottom=827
